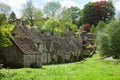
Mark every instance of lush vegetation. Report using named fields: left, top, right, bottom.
left=0, top=54, right=120, bottom=80
left=0, top=24, right=13, bottom=47
left=81, top=0, right=115, bottom=25
left=0, top=1, right=120, bottom=79
left=96, top=19, right=120, bottom=58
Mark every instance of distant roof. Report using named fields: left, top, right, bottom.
left=80, top=33, right=95, bottom=40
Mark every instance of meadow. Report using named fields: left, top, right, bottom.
left=0, top=54, right=120, bottom=80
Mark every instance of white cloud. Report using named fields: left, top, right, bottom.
left=42, top=0, right=53, bottom=3
left=0, top=0, right=27, bottom=18
left=60, top=0, right=80, bottom=8
left=92, top=0, right=108, bottom=2
left=114, top=0, right=120, bottom=11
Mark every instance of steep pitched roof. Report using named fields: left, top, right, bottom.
left=11, top=37, right=40, bottom=55
left=12, top=20, right=43, bottom=43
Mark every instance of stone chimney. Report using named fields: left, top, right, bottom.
left=15, top=19, right=26, bottom=27
left=15, top=19, right=22, bottom=27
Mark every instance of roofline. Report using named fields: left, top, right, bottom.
left=10, top=37, right=41, bottom=55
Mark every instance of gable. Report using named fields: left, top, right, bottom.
left=11, top=26, right=29, bottom=38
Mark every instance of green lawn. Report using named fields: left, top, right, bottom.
left=0, top=54, right=120, bottom=80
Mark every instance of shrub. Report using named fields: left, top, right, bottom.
left=95, top=19, right=120, bottom=58
left=81, top=24, right=91, bottom=32
left=96, top=20, right=106, bottom=32
left=90, top=24, right=95, bottom=33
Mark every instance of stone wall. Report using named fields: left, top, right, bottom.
left=24, top=54, right=41, bottom=67
left=0, top=43, right=24, bottom=67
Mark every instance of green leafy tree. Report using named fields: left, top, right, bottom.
left=80, top=2, right=93, bottom=25
left=8, top=12, right=16, bottom=24
left=33, top=8, right=43, bottom=20
left=0, top=13, right=7, bottom=25
left=95, top=19, right=120, bottom=58
left=65, top=7, right=81, bottom=26
left=22, top=0, right=35, bottom=27
left=42, top=17, right=59, bottom=35
left=81, top=1, right=115, bottom=26
left=43, top=1, right=61, bottom=18
left=22, top=1, right=43, bottom=27
left=33, top=8, right=43, bottom=27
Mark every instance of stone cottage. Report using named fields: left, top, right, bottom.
left=0, top=20, right=41, bottom=67
left=0, top=19, right=83, bottom=67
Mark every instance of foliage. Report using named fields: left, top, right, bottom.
left=8, top=12, right=16, bottom=24
left=95, top=30, right=110, bottom=56
left=41, top=16, right=78, bottom=35
left=33, top=8, right=43, bottom=20
left=64, top=7, right=81, bottom=27
left=90, top=24, right=95, bottom=33
left=96, top=20, right=106, bottom=31
left=0, top=2, right=11, bottom=15
left=41, top=17, right=60, bottom=35
left=22, top=0, right=35, bottom=26
left=0, top=13, right=7, bottom=25
left=81, top=1, right=115, bottom=25
left=34, top=18, right=46, bottom=28
left=43, top=1, right=61, bottom=18
left=22, top=1, right=43, bottom=27
left=96, top=19, right=120, bottom=58
left=66, top=22, right=77, bottom=32
left=80, top=2, right=93, bottom=25
left=81, top=24, right=91, bottom=32
left=0, top=58, right=120, bottom=80
left=0, top=24, right=13, bottom=47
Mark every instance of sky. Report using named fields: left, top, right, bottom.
left=0, top=0, right=120, bottom=18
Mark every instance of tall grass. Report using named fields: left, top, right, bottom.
left=0, top=56, right=120, bottom=80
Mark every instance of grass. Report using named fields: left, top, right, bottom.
left=0, top=54, right=120, bottom=80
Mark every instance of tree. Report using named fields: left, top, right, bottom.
left=60, top=7, right=80, bottom=27
left=0, top=2, right=11, bottom=15
left=95, top=19, right=120, bottom=58
left=33, top=8, right=43, bottom=20
left=41, top=17, right=77, bottom=35
left=22, top=0, right=35, bottom=27
left=22, top=1, right=35, bottom=27
left=43, top=1, right=61, bottom=18
left=81, top=2, right=93, bottom=25
left=22, top=1, right=43, bottom=27
left=0, top=13, right=7, bottom=25
left=42, top=17, right=59, bottom=35
left=81, top=1, right=115, bottom=26
left=33, top=8, right=43, bottom=27
left=8, top=12, right=16, bottom=24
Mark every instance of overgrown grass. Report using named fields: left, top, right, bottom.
left=0, top=55, right=120, bottom=80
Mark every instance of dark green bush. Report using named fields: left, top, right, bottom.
left=95, top=19, right=120, bottom=58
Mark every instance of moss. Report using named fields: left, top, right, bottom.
left=58, top=56, right=64, bottom=64
left=50, top=50, right=56, bottom=64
